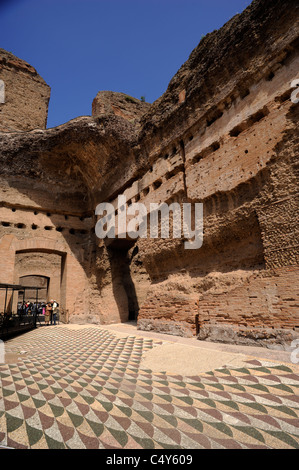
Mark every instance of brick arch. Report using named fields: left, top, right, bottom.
left=12, top=237, right=68, bottom=256
left=19, top=273, right=50, bottom=284
left=19, top=269, right=52, bottom=279
left=13, top=241, right=65, bottom=308
left=0, top=235, right=89, bottom=318
left=17, top=265, right=60, bottom=305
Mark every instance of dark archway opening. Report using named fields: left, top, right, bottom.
left=107, top=238, right=139, bottom=322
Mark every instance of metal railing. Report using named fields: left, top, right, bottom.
left=0, top=311, right=37, bottom=340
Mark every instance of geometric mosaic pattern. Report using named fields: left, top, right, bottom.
left=0, top=326, right=298, bottom=449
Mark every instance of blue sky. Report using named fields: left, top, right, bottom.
left=0, top=0, right=251, bottom=128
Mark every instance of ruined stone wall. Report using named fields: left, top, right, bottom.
left=99, top=0, right=299, bottom=346
left=0, top=115, right=95, bottom=319
left=76, top=0, right=299, bottom=343
left=0, top=0, right=298, bottom=347
left=0, top=81, right=141, bottom=323
left=0, top=49, right=50, bottom=131
left=92, top=91, right=150, bottom=122
left=134, top=58, right=299, bottom=341
left=197, top=267, right=299, bottom=329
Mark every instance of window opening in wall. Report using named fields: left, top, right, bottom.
left=207, top=110, right=223, bottom=127
left=153, top=180, right=162, bottom=190
left=211, top=141, right=220, bottom=152
left=240, top=88, right=250, bottom=99
left=266, top=71, right=275, bottom=81
left=193, top=154, right=203, bottom=164
left=230, top=126, right=242, bottom=137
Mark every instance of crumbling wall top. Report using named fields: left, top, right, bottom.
left=92, top=90, right=151, bottom=124
left=0, top=48, right=51, bottom=132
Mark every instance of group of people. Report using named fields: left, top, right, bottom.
left=17, top=301, right=40, bottom=316
left=17, top=299, right=59, bottom=325
left=44, top=300, right=59, bottom=326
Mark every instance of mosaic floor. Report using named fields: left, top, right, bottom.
left=0, top=326, right=298, bottom=449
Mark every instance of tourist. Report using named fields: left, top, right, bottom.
left=31, top=303, right=36, bottom=315
left=44, top=302, right=52, bottom=326
left=52, top=300, right=59, bottom=325
left=50, top=299, right=54, bottom=324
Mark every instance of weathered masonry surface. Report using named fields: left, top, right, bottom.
left=0, top=0, right=298, bottom=348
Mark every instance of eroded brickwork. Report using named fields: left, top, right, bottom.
left=0, top=0, right=298, bottom=348
left=0, top=49, right=50, bottom=131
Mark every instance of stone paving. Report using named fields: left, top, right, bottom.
left=0, top=324, right=298, bottom=449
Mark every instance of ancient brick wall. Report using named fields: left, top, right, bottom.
left=0, top=196, right=94, bottom=319
left=137, top=293, right=199, bottom=337
left=197, top=267, right=299, bottom=329
left=15, top=252, right=61, bottom=303
left=0, top=0, right=298, bottom=347
left=0, top=49, right=50, bottom=131
left=134, top=0, right=299, bottom=345
left=136, top=266, right=299, bottom=343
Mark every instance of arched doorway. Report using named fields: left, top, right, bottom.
left=0, top=236, right=91, bottom=320
left=14, top=251, right=62, bottom=306
left=18, top=275, right=49, bottom=303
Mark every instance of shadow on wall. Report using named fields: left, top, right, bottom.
left=108, top=239, right=140, bottom=322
